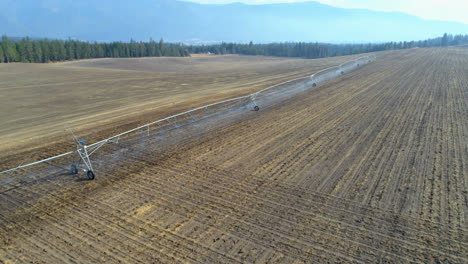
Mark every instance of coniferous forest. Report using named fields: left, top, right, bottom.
left=1, top=33, right=467, bottom=63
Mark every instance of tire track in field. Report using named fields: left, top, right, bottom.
left=83, top=141, right=464, bottom=262
left=2, top=48, right=467, bottom=263
left=152, top=157, right=467, bottom=261
left=0, top=183, right=233, bottom=263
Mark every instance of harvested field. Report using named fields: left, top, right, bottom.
left=0, top=54, right=361, bottom=164
left=1, top=47, right=468, bottom=263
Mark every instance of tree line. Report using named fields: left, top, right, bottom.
left=186, top=33, right=468, bottom=58
left=1, top=33, right=467, bottom=63
left=0, top=36, right=189, bottom=63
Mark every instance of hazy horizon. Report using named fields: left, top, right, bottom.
left=1, top=0, right=468, bottom=43
left=183, top=0, right=468, bottom=25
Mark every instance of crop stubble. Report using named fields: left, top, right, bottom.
left=0, top=48, right=467, bottom=263
left=0, top=54, right=360, bottom=166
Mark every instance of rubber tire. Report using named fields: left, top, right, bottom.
left=71, top=165, right=78, bottom=175
left=254, top=105, right=260, bottom=111
left=87, top=170, right=95, bottom=180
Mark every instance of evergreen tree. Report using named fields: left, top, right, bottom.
left=139, top=41, right=146, bottom=57
left=159, top=38, right=165, bottom=55
left=0, top=45, right=4, bottom=63
left=41, top=40, right=50, bottom=62
left=56, top=40, right=66, bottom=61
left=73, top=41, right=80, bottom=60
left=2, top=35, right=11, bottom=62
left=65, top=39, right=74, bottom=60
left=95, top=44, right=105, bottom=58
left=17, top=41, right=27, bottom=62
left=16, top=42, right=24, bottom=62
left=32, top=41, right=42, bottom=62
left=1, top=33, right=466, bottom=64
left=125, top=46, right=130, bottom=57
left=147, top=38, right=157, bottom=56
left=49, top=41, right=58, bottom=61
left=113, top=47, right=119, bottom=57
left=83, top=42, right=91, bottom=58
left=129, top=39, right=138, bottom=57
left=155, top=43, right=161, bottom=57
left=441, top=33, right=449, bottom=46
left=23, top=37, right=33, bottom=62
left=7, top=41, right=19, bottom=62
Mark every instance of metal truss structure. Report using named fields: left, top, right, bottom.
left=0, top=54, right=376, bottom=181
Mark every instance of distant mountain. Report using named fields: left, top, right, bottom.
left=1, top=0, right=467, bottom=43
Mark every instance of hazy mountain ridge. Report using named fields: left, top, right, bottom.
left=1, top=0, right=467, bottom=43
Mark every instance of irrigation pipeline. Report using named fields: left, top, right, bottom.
left=0, top=54, right=376, bottom=176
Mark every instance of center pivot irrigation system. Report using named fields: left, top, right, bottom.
left=0, top=54, right=376, bottom=181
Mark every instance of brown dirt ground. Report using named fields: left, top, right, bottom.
left=1, top=48, right=467, bottom=263
left=0, top=54, right=363, bottom=169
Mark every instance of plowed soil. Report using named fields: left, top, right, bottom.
left=0, top=54, right=361, bottom=165
left=1, top=48, right=467, bottom=263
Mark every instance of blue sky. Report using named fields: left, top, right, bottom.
left=184, top=0, right=468, bottom=24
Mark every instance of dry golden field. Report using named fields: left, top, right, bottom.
left=1, top=48, right=467, bottom=263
